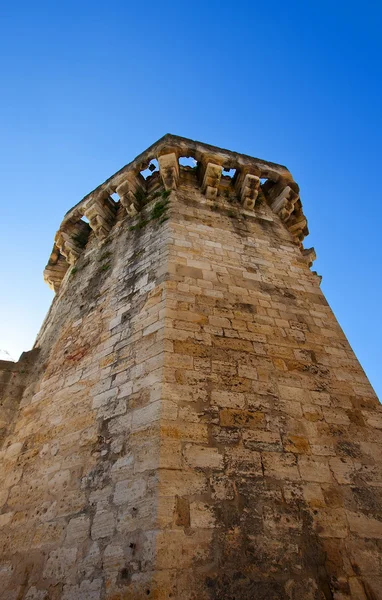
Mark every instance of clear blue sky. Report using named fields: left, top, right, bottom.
left=0, top=1, right=381, bottom=398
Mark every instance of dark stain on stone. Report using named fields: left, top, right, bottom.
left=200, top=480, right=335, bottom=600
left=350, top=486, right=382, bottom=520
left=336, top=441, right=362, bottom=458
left=346, top=409, right=366, bottom=427
left=204, top=574, right=285, bottom=600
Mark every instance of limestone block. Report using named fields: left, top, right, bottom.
left=242, top=429, right=283, bottom=452
left=103, top=543, right=124, bottom=571
left=91, top=387, right=118, bottom=410
left=210, top=390, right=245, bottom=409
left=329, top=457, right=355, bottom=485
left=25, top=587, right=48, bottom=600
left=263, top=505, right=303, bottom=534
left=113, top=478, right=146, bottom=506
left=62, top=578, right=102, bottom=600
left=283, top=434, right=311, bottom=454
left=159, top=469, right=207, bottom=496
left=303, top=483, right=326, bottom=508
left=91, top=511, right=115, bottom=540
left=116, top=494, right=156, bottom=533
left=346, top=511, right=382, bottom=538
left=225, top=446, right=262, bottom=476
left=133, top=440, right=160, bottom=473
left=155, top=529, right=212, bottom=570
left=183, top=444, right=224, bottom=470
left=161, top=421, right=209, bottom=443
left=110, top=454, right=134, bottom=482
left=43, top=547, right=77, bottom=581
left=0, top=512, right=13, bottom=527
left=65, top=515, right=90, bottom=545
left=210, top=474, right=235, bottom=500
left=313, top=508, right=348, bottom=538
left=190, top=501, right=215, bottom=528
left=159, top=439, right=182, bottom=469
left=262, top=452, right=300, bottom=480
left=298, top=456, right=332, bottom=483
left=219, top=409, right=264, bottom=428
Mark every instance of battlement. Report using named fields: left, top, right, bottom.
left=44, top=134, right=312, bottom=292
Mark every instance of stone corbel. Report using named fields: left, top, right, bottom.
left=43, top=245, right=69, bottom=292
left=287, top=201, right=308, bottom=244
left=158, top=152, right=179, bottom=190
left=288, top=217, right=308, bottom=244
left=54, top=220, right=90, bottom=266
left=267, top=182, right=299, bottom=222
left=200, top=162, right=223, bottom=200
left=301, top=247, right=316, bottom=268
left=84, top=192, right=116, bottom=240
left=235, top=171, right=260, bottom=210
left=116, top=174, right=145, bottom=216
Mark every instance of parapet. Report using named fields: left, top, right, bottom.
left=44, top=134, right=312, bottom=292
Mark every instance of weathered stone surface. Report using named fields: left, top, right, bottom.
left=0, top=135, right=380, bottom=599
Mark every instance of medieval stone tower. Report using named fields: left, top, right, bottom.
left=0, top=135, right=381, bottom=600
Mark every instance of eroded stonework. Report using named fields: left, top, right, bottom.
left=0, top=135, right=381, bottom=599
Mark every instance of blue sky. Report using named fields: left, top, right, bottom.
left=0, top=0, right=381, bottom=398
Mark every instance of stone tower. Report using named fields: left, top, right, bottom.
left=0, top=135, right=381, bottom=600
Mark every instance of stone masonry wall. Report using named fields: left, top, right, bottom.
left=0, top=351, right=39, bottom=446
left=153, top=182, right=382, bottom=600
left=0, top=198, right=171, bottom=600
left=0, top=135, right=381, bottom=600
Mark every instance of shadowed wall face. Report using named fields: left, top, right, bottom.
left=0, top=137, right=381, bottom=600
left=156, top=184, right=382, bottom=600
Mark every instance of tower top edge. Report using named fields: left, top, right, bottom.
left=44, top=135, right=313, bottom=293
left=65, top=134, right=293, bottom=218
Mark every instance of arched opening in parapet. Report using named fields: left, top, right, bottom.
left=71, top=217, right=92, bottom=250
left=110, top=193, right=120, bottom=203
left=140, top=159, right=159, bottom=180
left=258, top=178, right=275, bottom=206
left=220, top=167, right=237, bottom=202
left=179, top=156, right=198, bottom=169
left=222, top=167, right=236, bottom=179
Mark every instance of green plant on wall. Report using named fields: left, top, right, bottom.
left=99, top=262, right=110, bottom=273
left=129, top=189, right=171, bottom=231
left=99, top=250, right=112, bottom=262
left=133, top=187, right=148, bottom=209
